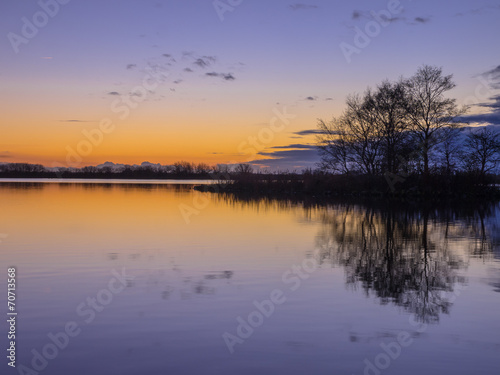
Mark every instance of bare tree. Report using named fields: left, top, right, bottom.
left=317, top=83, right=411, bottom=175
left=437, top=126, right=463, bottom=174
left=463, top=127, right=500, bottom=176
left=195, top=163, right=211, bottom=175
left=213, top=164, right=232, bottom=174
left=343, top=94, right=382, bottom=174
left=173, top=161, right=194, bottom=175
left=317, top=117, right=351, bottom=174
left=317, top=66, right=468, bottom=181
left=365, top=80, right=411, bottom=174
left=405, top=65, right=468, bottom=176
left=235, top=163, right=253, bottom=174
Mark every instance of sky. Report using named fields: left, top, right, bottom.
left=0, top=0, right=499, bottom=170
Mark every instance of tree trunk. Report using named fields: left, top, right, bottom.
left=423, top=139, right=429, bottom=176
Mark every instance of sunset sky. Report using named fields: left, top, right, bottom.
left=1, top=0, right=499, bottom=170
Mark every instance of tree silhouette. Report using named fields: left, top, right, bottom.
left=463, top=127, right=500, bottom=177
left=405, top=65, right=468, bottom=176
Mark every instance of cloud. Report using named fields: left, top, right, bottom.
left=349, top=10, right=429, bottom=26
left=107, top=91, right=120, bottom=96
left=293, top=129, right=327, bottom=136
left=129, top=91, right=145, bottom=97
left=306, top=96, right=316, bottom=101
left=249, top=145, right=320, bottom=171
left=184, top=67, right=194, bottom=73
left=270, top=144, right=315, bottom=149
left=182, top=51, right=195, bottom=59
left=459, top=113, right=500, bottom=125
left=486, top=65, right=500, bottom=75
left=459, top=66, right=500, bottom=125
left=126, top=64, right=137, bottom=70
left=482, top=65, right=500, bottom=89
left=258, top=146, right=316, bottom=157
left=0, top=151, right=12, bottom=159
left=478, top=94, right=500, bottom=110
left=414, top=16, right=430, bottom=23
left=193, top=56, right=217, bottom=68
left=205, top=72, right=235, bottom=81
left=162, top=54, right=176, bottom=64
left=455, top=5, right=500, bottom=17
left=290, top=3, right=318, bottom=11
left=351, top=10, right=401, bottom=23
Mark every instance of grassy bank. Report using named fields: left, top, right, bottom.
left=195, top=171, right=500, bottom=201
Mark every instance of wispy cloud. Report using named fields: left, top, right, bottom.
left=0, top=151, right=13, bottom=159
left=350, top=10, right=428, bottom=25
left=205, top=72, right=235, bottom=81
left=270, top=144, right=315, bottom=149
left=458, top=113, right=500, bottom=125
left=351, top=10, right=401, bottom=23
left=413, top=16, right=431, bottom=24
left=455, top=4, right=500, bottom=17
left=290, top=3, right=318, bottom=11
left=352, top=10, right=362, bottom=20
left=482, top=65, right=500, bottom=89
left=459, top=66, right=500, bottom=125
left=249, top=145, right=319, bottom=171
left=477, top=94, right=500, bottom=110
left=293, top=129, right=327, bottom=136
left=193, top=56, right=217, bottom=68
left=106, top=52, right=239, bottom=103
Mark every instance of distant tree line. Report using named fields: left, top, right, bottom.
left=0, top=161, right=279, bottom=180
left=316, top=65, right=500, bottom=185
left=0, top=161, right=225, bottom=179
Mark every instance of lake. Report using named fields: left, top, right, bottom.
left=0, top=181, right=499, bottom=375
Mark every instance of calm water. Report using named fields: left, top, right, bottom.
left=0, top=181, right=499, bottom=375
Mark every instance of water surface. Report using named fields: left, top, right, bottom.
left=0, top=182, right=499, bottom=374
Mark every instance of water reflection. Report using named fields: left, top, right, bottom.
left=218, top=194, right=499, bottom=325
left=0, top=180, right=195, bottom=193
left=315, top=204, right=475, bottom=323
left=104, top=250, right=235, bottom=301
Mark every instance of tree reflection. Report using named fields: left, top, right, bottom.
left=314, top=203, right=497, bottom=323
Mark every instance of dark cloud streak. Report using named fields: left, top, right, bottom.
left=270, top=144, right=315, bottom=149
left=289, top=3, right=318, bottom=11
left=205, top=72, right=235, bottom=81
left=293, top=129, right=327, bottom=136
